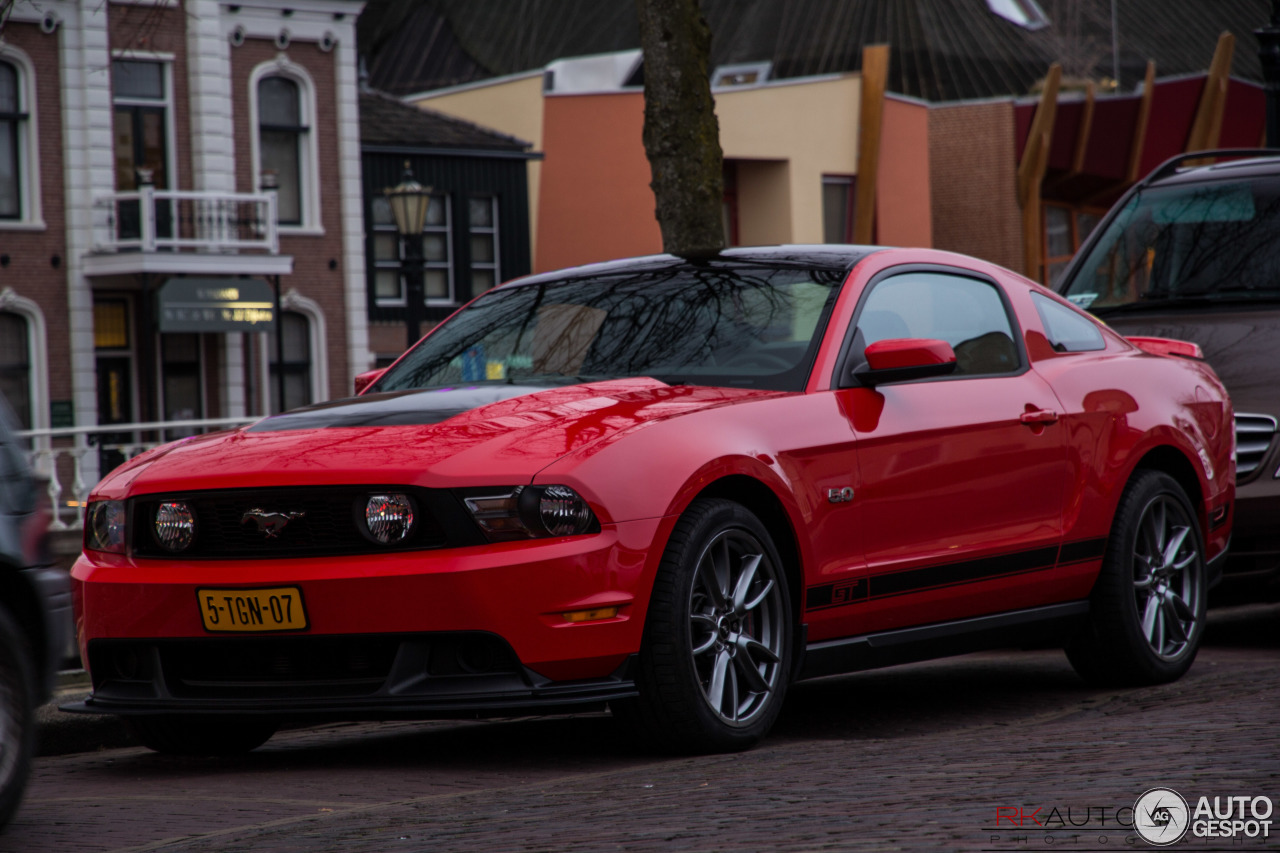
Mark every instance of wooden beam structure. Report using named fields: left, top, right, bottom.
left=1017, top=63, right=1061, bottom=283
left=853, top=44, right=889, bottom=245
left=1126, top=62, right=1157, bottom=183
left=1045, top=79, right=1095, bottom=194
left=1071, top=81, right=1097, bottom=177
left=1186, top=32, right=1235, bottom=154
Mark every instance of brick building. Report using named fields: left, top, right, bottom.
left=0, top=0, right=367, bottom=488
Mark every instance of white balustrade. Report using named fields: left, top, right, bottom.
left=18, top=417, right=256, bottom=531
left=91, top=190, right=279, bottom=255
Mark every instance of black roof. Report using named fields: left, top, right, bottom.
left=359, top=89, right=533, bottom=152
left=506, top=245, right=884, bottom=289
left=359, top=0, right=1271, bottom=101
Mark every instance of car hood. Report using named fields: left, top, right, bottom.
left=1103, top=307, right=1280, bottom=417
left=96, top=378, right=786, bottom=497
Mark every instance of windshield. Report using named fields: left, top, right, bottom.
left=373, top=263, right=846, bottom=393
left=1061, top=175, right=1280, bottom=311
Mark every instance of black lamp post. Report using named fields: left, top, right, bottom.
left=1258, top=0, right=1280, bottom=147
left=261, top=170, right=286, bottom=413
left=384, top=163, right=433, bottom=349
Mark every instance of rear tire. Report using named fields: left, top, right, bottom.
left=126, top=716, right=278, bottom=756
left=0, top=605, right=35, bottom=828
left=1067, top=470, right=1206, bottom=686
left=616, top=498, right=792, bottom=753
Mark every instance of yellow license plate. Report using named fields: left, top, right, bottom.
left=197, top=587, right=308, bottom=632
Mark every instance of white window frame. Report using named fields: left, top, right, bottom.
left=0, top=288, right=49, bottom=432
left=0, top=46, right=44, bottom=231
left=110, top=51, right=179, bottom=194
left=469, top=195, right=500, bottom=293
left=424, top=193, right=455, bottom=305
left=372, top=192, right=456, bottom=308
left=259, top=290, right=328, bottom=413
left=249, top=58, right=322, bottom=235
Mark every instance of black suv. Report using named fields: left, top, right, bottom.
left=0, top=394, right=72, bottom=827
left=1058, top=149, right=1280, bottom=601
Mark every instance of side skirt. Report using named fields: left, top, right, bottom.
left=797, top=601, right=1090, bottom=681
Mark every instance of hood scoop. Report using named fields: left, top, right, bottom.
left=249, top=385, right=548, bottom=432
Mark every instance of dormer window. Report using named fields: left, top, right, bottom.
left=711, top=62, right=772, bottom=89
left=986, top=0, right=1050, bottom=30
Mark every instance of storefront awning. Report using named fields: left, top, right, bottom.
left=158, top=278, right=276, bottom=333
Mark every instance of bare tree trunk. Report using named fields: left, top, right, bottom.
left=635, top=0, right=725, bottom=256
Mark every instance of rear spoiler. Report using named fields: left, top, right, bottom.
left=1126, top=336, right=1204, bottom=360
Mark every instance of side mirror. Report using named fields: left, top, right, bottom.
left=855, top=338, right=957, bottom=386
left=353, top=367, right=387, bottom=395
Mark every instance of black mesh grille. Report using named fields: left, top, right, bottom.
left=130, top=486, right=477, bottom=559
left=164, top=635, right=400, bottom=696
left=88, top=634, right=525, bottom=700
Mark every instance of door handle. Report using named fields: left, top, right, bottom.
left=1020, top=408, right=1059, bottom=426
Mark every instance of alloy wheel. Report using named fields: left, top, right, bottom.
left=1132, top=494, right=1201, bottom=660
left=687, top=529, right=785, bottom=726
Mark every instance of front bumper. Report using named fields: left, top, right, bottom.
left=63, top=636, right=638, bottom=719
left=70, top=518, right=666, bottom=714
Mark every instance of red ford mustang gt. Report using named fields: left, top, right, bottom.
left=67, top=246, right=1234, bottom=754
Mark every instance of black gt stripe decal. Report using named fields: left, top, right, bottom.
left=1058, top=537, right=1107, bottom=565
left=805, top=538, right=1108, bottom=612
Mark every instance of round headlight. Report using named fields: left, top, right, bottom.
left=154, top=501, right=196, bottom=552
left=537, top=485, right=595, bottom=537
left=366, top=494, right=414, bottom=544
left=86, top=500, right=127, bottom=553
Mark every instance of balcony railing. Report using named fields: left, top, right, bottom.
left=91, top=188, right=279, bottom=255
left=19, top=417, right=257, bottom=531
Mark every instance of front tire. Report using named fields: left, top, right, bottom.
left=126, top=716, right=278, bottom=756
left=618, top=498, right=792, bottom=752
left=1067, top=470, right=1206, bottom=686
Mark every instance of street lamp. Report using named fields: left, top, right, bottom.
left=384, top=162, right=433, bottom=348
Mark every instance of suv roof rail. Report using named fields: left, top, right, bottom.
left=1142, top=148, right=1280, bottom=188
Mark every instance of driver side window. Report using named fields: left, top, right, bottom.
left=857, top=272, right=1021, bottom=376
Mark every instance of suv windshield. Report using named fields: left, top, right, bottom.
left=1061, top=174, right=1280, bottom=312
left=373, top=263, right=845, bottom=393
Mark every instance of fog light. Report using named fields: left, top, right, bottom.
left=366, top=494, right=414, bottom=543
left=154, top=501, right=196, bottom=552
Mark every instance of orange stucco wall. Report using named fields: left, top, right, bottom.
left=536, top=92, right=662, bottom=272
left=877, top=97, right=932, bottom=248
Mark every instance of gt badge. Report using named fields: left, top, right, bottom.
left=241, top=508, right=306, bottom=538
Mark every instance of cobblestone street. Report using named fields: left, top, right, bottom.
left=7, top=605, right=1278, bottom=853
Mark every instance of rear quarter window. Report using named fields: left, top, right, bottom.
left=1032, top=293, right=1106, bottom=353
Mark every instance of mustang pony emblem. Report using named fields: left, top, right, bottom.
left=241, top=508, right=305, bottom=538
